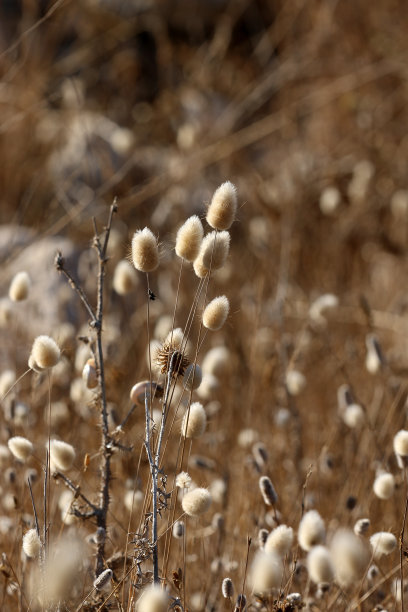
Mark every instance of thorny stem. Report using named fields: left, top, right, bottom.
left=55, top=201, right=117, bottom=577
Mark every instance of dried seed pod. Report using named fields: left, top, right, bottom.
left=194, top=231, right=231, bottom=277
left=331, top=529, right=370, bottom=586
left=342, top=403, right=365, bottom=429
left=365, top=334, right=384, bottom=374
left=93, top=568, right=113, bottom=591
left=394, top=430, right=408, bottom=467
left=206, top=181, right=238, bottom=231
left=354, top=518, right=370, bottom=536
left=222, top=577, right=234, bottom=599
left=172, top=520, right=184, bottom=539
left=259, top=476, right=278, bottom=506
left=250, top=551, right=283, bottom=593
left=258, top=528, right=269, bottom=549
left=176, top=472, right=192, bottom=489
left=285, top=370, right=306, bottom=396
left=131, top=228, right=159, bottom=273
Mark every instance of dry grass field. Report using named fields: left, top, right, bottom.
left=1, top=1, right=408, bottom=610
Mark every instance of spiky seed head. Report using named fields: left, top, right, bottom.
left=354, top=518, right=370, bottom=536
left=22, top=528, right=41, bottom=558
left=131, top=227, right=159, bottom=273
left=49, top=440, right=75, bottom=471
left=203, top=296, right=230, bottom=331
left=264, top=525, right=294, bottom=557
left=373, top=472, right=395, bottom=500
left=93, top=569, right=113, bottom=591
left=137, top=585, right=169, bottom=612
left=8, top=436, right=33, bottom=462
left=31, top=335, right=60, bottom=369
left=182, top=487, right=211, bottom=517
left=298, top=510, right=326, bottom=551
left=250, top=551, right=283, bottom=593
left=113, top=260, right=138, bottom=295
left=183, top=363, right=202, bottom=390
left=206, top=181, right=238, bottom=231
left=156, top=341, right=190, bottom=378
left=9, top=271, right=30, bottom=302
left=176, top=215, right=204, bottom=261
left=181, top=402, right=207, bottom=439
left=370, top=532, right=397, bottom=557
left=164, top=327, right=184, bottom=350
left=222, top=577, right=234, bottom=599
left=307, top=546, right=335, bottom=584
left=259, top=476, right=278, bottom=506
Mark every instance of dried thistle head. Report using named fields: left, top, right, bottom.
left=156, top=341, right=190, bottom=378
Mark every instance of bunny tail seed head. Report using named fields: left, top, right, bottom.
left=259, top=476, right=278, bottom=506
left=354, top=518, right=370, bottom=536
left=172, top=520, right=184, bottom=539
left=181, top=402, right=207, bottom=438
left=222, top=577, right=234, bottom=599
left=8, top=436, right=33, bottom=462
left=182, top=487, right=211, bottom=517
left=131, top=228, right=159, bottom=273
left=49, top=440, right=75, bottom=471
left=176, top=471, right=192, bottom=489
left=298, top=510, right=325, bottom=551
left=113, top=260, right=138, bottom=295
left=194, top=231, right=231, bottom=277
left=23, top=528, right=41, bottom=558
left=250, top=551, right=283, bottom=593
left=331, top=529, right=370, bottom=586
left=393, top=430, right=408, bottom=466
left=373, top=472, right=395, bottom=500
left=31, top=335, right=60, bottom=369
left=307, top=546, right=335, bottom=584
left=370, top=532, right=397, bottom=558
left=137, top=585, right=169, bottom=612
left=9, top=271, right=30, bottom=302
left=175, top=216, right=204, bottom=261
left=206, top=181, right=238, bottom=231
left=183, top=363, right=202, bottom=390
left=264, top=525, right=293, bottom=557
left=203, top=296, right=230, bottom=331
left=93, top=569, right=113, bottom=591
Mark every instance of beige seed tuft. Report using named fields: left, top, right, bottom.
left=194, top=231, right=231, bottom=277
left=175, top=216, right=204, bottom=261
left=113, top=260, right=138, bottom=295
left=264, top=525, right=293, bottom=557
left=183, top=363, right=202, bottom=390
left=9, top=271, right=30, bottom=302
left=182, top=487, right=211, bottom=517
left=373, top=472, right=395, bottom=500
left=206, top=181, right=238, bottom=231
left=137, top=585, right=169, bottom=612
left=22, top=528, right=41, bottom=558
left=50, top=440, right=75, bottom=471
left=181, top=402, right=207, bottom=439
left=30, top=335, right=61, bottom=369
left=370, top=532, right=397, bottom=557
left=8, top=436, right=33, bottom=462
left=307, top=546, right=334, bottom=584
left=250, top=551, right=283, bottom=593
left=203, top=296, right=230, bottom=331
left=298, top=510, right=325, bottom=551
left=259, top=476, right=278, bottom=506
left=131, top=228, right=159, bottom=273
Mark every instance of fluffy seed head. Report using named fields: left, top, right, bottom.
left=182, top=487, right=211, bottom=517
left=342, top=403, right=365, bottom=429
left=331, top=529, right=370, bottom=586
left=365, top=334, right=383, bottom=374
left=23, top=528, right=41, bottom=558
left=202, top=346, right=230, bottom=376
left=8, top=436, right=33, bottom=462
left=264, top=525, right=293, bottom=557
left=206, top=181, right=238, bottom=230
left=183, top=364, right=202, bottom=390
left=259, top=476, right=278, bottom=506
left=172, top=520, right=184, bottom=539
left=131, top=228, right=159, bottom=273
left=50, top=440, right=75, bottom=471
left=222, top=577, right=234, bottom=599
left=31, top=335, right=60, bottom=369
left=394, top=430, right=408, bottom=462
left=250, top=551, right=283, bottom=593
left=370, top=532, right=397, bottom=557
left=373, top=472, right=395, bottom=500
left=9, top=271, right=30, bottom=302
left=285, top=370, right=306, bottom=396
left=307, top=546, right=334, bottom=584
left=93, top=569, right=113, bottom=591
left=181, top=402, right=207, bottom=438
left=298, top=510, right=325, bottom=551
left=203, top=296, right=230, bottom=331
left=137, top=585, right=169, bottom=612
left=113, top=260, right=138, bottom=295
left=176, top=471, right=192, bottom=489
left=194, top=231, right=231, bottom=277
left=309, top=293, right=338, bottom=324
left=354, top=518, right=370, bottom=536
left=175, top=216, right=204, bottom=261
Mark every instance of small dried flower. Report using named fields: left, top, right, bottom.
left=264, top=525, right=293, bottom=557
left=222, top=577, right=234, bottom=599
left=307, top=546, right=334, bottom=584
left=113, top=260, right=138, bottom=295
left=9, top=271, right=30, bottom=302
left=298, top=510, right=325, bottom=551
left=176, top=215, right=204, bottom=261
left=259, top=476, right=278, bottom=506
left=131, top=228, right=159, bottom=273
left=176, top=471, right=192, bottom=489
left=203, top=296, right=230, bottom=331
left=182, top=487, right=212, bottom=517
left=206, top=181, right=238, bottom=231
left=23, top=528, right=41, bottom=558
left=181, top=402, right=207, bottom=439
left=93, top=568, right=113, bottom=591
left=156, top=342, right=189, bottom=378
left=183, top=363, right=202, bottom=390
left=373, top=472, right=395, bottom=500
left=137, top=585, right=169, bottom=612
left=370, top=532, right=397, bottom=557
left=30, top=335, right=60, bottom=369
left=49, top=440, right=75, bottom=471
left=8, top=436, right=33, bottom=462
left=354, top=518, right=370, bottom=536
